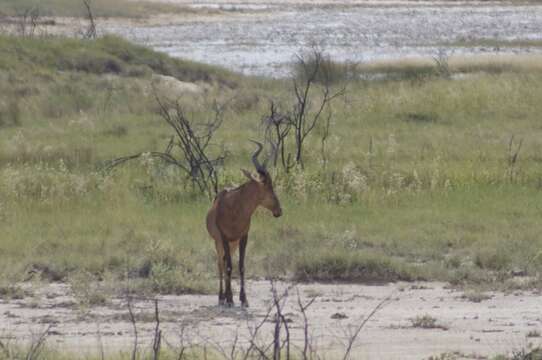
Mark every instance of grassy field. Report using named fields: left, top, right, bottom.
left=1, top=32, right=542, bottom=303
left=0, top=0, right=194, bottom=18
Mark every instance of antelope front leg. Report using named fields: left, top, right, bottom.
left=239, top=235, right=249, bottom=307
left=217, top=255, right=225, bottom=306
left=221, top=236, right=234, bottom=306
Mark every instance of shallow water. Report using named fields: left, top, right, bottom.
left=105, top=3, right=542, bottom=77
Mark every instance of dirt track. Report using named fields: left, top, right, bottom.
left=1, top=280, right=541, bottom=359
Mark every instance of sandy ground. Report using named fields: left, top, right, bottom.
left=1, top=280, right=541, bottom=359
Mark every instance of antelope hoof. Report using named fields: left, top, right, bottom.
left=240, top=293, right=249, bottom=308
left=225, top=300, right=234, bottom=307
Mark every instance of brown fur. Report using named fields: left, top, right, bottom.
left=206, top=170, right=281, bottom=307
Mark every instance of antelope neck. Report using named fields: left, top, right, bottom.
left=237, top=180, right=262, bottom=218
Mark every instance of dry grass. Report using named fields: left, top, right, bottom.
left=0, top=0, right=197, bottom=18
left=356, top=54, right=542, bottom=79
left=2, top=34, right=542, bottom=295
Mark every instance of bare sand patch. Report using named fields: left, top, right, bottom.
left=1, top=281, right=541, bottom=359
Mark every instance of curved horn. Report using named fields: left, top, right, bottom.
left=250, top=140, right=265, bottom=171
left=263, top=141, right=277, bottom=169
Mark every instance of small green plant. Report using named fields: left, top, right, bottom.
left=461, top=291, right=492, bottom=303
left=410, top=314, right=448, bottom=330
left=507, top=347, right=542, bottom=360
left=0, top=284, right=27, bottom=300
left=68, top=271, right=108, bottom=307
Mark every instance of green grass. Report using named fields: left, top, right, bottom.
left=0, top=0, right=197, bottom=18
left=2, top=34, right=542, bottom=296
left=0, top=34, right=239, bottom=85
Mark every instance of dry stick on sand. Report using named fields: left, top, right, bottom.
left=96, top=323, right=105, bottom=360
left=270, top=282, right=291, bottom=360
left=244, top=302, right=275, bottom=360
left=341, top=295, right=393, bottom=360
left=243, top=282, right=294, bottom=360
left=127, top=297, right=139, bottom=360
left=215, top=327, right=242, bottom=360
left=163, top=322, right=190, bottom=360
left=26, top=325, right=52, bottom=360
left=296, top=287, right=318, bottom=360
left=152, top=299, right=162, bottom=360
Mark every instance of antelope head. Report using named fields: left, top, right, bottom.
left=242, top=141, right=282, bottom=218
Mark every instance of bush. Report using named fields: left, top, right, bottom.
left=474, top=247, right=511, bottom=271
left=0, top=99, right=21, bottom=127
left=292, top=49, right=353, bottom=84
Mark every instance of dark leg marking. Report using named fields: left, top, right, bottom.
left=239, top=234, right=248, bottom=307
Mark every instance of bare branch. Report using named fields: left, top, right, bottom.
left=152, top=299, right=162, bottom=360
left=127, top=297, right=139, bottom=360
left=296, top=287, right=317, bottom=360
left=82, top=0, right=97, bottom=39
left=506, top=135, right=524, bottom=183
left=105, top=89, right=227, bottom=198
left=342, top=296, right=392, bottom=360
left=25, top=325, right=51, bottom=360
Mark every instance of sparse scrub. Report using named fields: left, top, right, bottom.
left=292, top=48, right=354, bottom=84
left=474, top=247, right=511, bottom=271
left=499, top=347, right=542, bottom=360
left=294, top=251, right=417, bottom=283
left=460, top=290, right=492, bottom=303
left=410, top=314, right=448, bottom=330
left=356, top=54, right=542, bottom=80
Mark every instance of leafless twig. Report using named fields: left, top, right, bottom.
left=342, top=296, right=392, bottom=360
left=82, top=0, right=97, bottom=39
left=105, top=90, right=227, bottom=199
left=296, top=288, right=317, bottom=360
left=25, top=325, right=51, bottom=360
left=127, top=297, right=139, bottom=360
left=507, top=135, right=523, bottom=183
left=96, top=323, right=105, bottom=360
left=264, top=48, right=345, bottom=172
left=152, top=299, right=162, bottom=360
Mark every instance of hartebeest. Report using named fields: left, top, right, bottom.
left=206, top=141, right=282, bottom=307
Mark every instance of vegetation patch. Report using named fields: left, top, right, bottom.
left=1, top=33, right=542, bottom=290
left=410, top=314, right=448, bottom=330
left=0, top=0, right=197, bottom=18
left=0, top=34, right=239, bottom=86
left=294, top=251, right=417, bottom=283
left=460, top=291, right=492, bottom=303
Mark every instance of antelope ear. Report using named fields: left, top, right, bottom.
left=241, top=169, right=252, bottom=180
left=241, top=169, right=263, bottom=182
